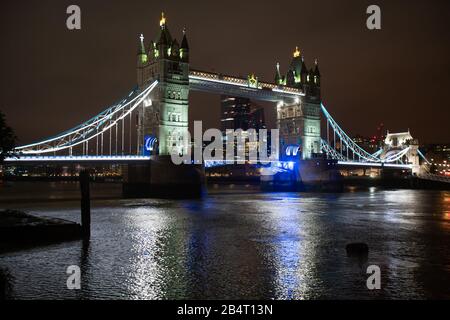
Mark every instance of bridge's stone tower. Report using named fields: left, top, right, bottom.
left=136, top=13, right=190, bottom=156
left=383, top=131, right=421, bottom=173
left=275, top=47, right=322, bottom=160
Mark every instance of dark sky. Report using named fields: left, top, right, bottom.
left=1, top=0, right=449, bottom=145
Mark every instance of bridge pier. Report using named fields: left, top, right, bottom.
left=261, top=158, right=343, bottom=192
left=122, top=155, right=205, bottom=199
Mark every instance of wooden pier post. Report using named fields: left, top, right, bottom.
left=79, top=170, right=91, bottom=239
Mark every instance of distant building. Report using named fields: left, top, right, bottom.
left=217, top=96, right=268, bottom=162
left=422, top=143, right=450, bottom=176
left=220, top=96, right=266, bottom=132
left=248, top=106, right=266, bottom=131
left=220, top=96, right=250, bottom=132
left=352, top=135, right=378, bottom=153
left=423, top=144, right=450, bottom=161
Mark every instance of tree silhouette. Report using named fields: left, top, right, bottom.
left=0, top=110, right=16, bottom=163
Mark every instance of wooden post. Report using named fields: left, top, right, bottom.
left=79, top=169, right=91, bottom=239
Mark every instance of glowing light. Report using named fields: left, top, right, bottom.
left=248, top=74, right=258, bottom=88
left=5, top=155, right=152, bottom=162
left=160, top=12, right=166, bottom=27
left=337, top=161, right=413, bottom=169
left=293, top=46, right=301, bottom=58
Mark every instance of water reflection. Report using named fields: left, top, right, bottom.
left=0, top=185, right=449, bottom=299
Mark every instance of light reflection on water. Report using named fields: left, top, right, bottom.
left=0, top=185, right=449, bottom=299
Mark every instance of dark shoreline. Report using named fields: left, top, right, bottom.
left=0, top=210, right=82, bottom=254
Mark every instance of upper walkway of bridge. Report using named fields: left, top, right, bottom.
left=189, top=69, right=304, bottom=103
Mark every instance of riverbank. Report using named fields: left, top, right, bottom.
left=0, top=210, right=82, bottom=253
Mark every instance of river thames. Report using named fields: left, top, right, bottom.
left=0, top=182, right=449, bottom=299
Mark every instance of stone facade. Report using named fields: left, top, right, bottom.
left=136, top=13, right=190, bottom=156
left=275, top=49, right=322, bottom=159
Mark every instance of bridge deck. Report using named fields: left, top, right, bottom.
left=3, top=155, right=151, bottom=165
left=3, top=156, right=413, bottom=170
left=189, top=70, right=303, bottom=103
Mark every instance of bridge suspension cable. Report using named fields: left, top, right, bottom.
left=14, top=81, right=158, bottom=155
left=321, top=103, right=381, bottom=163
left=320, top=103, right=416, bottom=166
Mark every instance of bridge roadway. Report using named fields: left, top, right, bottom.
left=3, top=155, right=413, bottom=170
left=3, top=155, right=152, bottom=165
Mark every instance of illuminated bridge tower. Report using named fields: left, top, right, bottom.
left=125, top=13, right=203, bottom=198
left=275, top=47, right=321, bottom=160
left=136, top=13, right=190, bottom=156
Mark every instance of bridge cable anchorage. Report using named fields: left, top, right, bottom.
left=321, top=104, right=413, bottom=165
left=14, top=81, right=158, bottom=155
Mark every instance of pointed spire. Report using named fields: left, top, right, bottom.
left=147, top=40, right=155, bottom=54
left=138, top=34, right=146, bottom=54
left=314, top=58, right=321, bottom=77
left=293, top=46, right=301, bottom=58
left=181, top=27, right=189, bottom=50
left=275, top=62, right=282, bottom=85
left=179, top=27, right=189, bottom=62
left=300, top=55, right=308, bottom=83
left=158, top=29, right=168, bottom=45
left=137, top=34, right=148, bottom=64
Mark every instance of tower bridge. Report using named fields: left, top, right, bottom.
left=4, top=13, right=437, bottom=195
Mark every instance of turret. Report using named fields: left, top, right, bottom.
left=180, top=28, right=189, bottom=62
left=274, top=62, right=282, bottom=85
left=137, top=34, right=148, bottom=66
left=286, top=46, right=301, bottom=87
left=304, top=66, right=321, bottom=100
left=300, top=56, right=308, bottom=85
left=156, top=12, right=173, bottom=59
left=286, top=46, right=308, bottom=88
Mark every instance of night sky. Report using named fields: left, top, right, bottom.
left=1, top=0, right=449, bottom=145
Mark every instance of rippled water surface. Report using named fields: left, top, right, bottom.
left=1, top=183, right=449, bottom=299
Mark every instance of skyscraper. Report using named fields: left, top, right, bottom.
left=220, top=96, right=266, bottom=132
left=220, top=96, right=252, bottom=132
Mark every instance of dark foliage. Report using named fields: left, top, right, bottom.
left=0, top=110, right=16, bottom=163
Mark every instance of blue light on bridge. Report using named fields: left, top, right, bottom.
left=285, top=145, right=300, bottom=157
left=143, top=135, right=157, bottom=156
